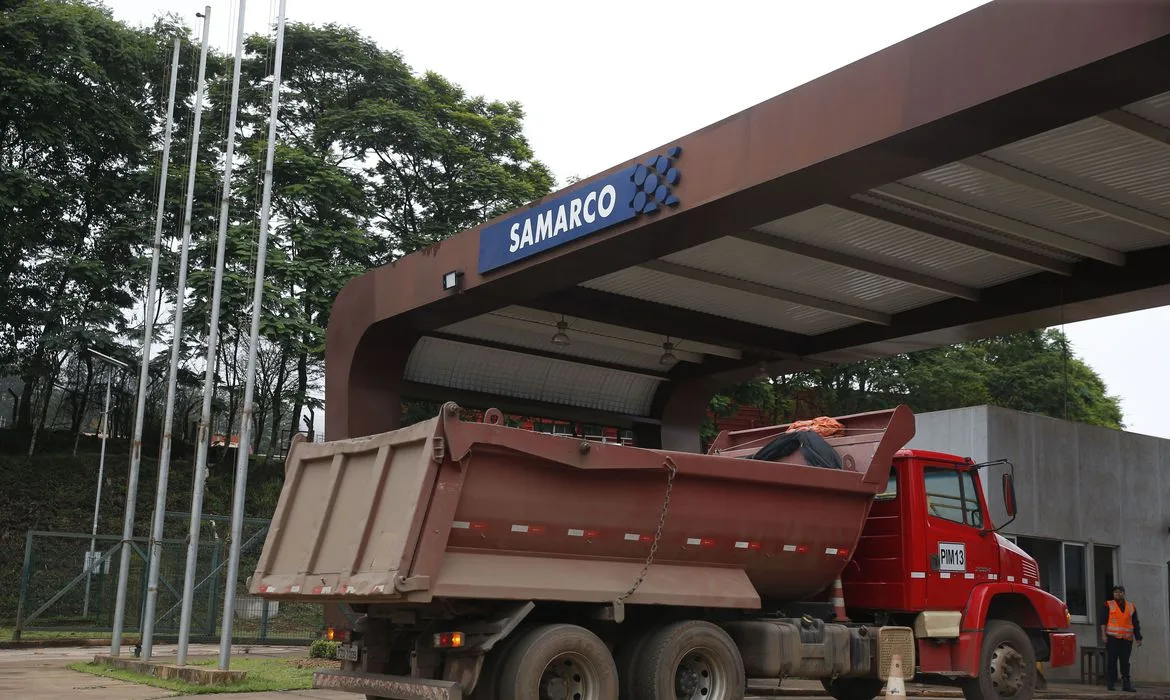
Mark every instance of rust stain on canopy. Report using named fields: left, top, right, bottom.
left=326, top=0, right=1170, bottom=445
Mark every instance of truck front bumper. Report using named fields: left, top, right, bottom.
left=313, top=669, right=462, bottom=700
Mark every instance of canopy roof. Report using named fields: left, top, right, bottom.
left=325, top=0, right=1170, bottom=451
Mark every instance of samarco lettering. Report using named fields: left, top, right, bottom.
left=508, top=184, right=619, bottom=253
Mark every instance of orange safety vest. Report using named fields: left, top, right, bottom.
left=1106, top=600, right=1136, bottom=640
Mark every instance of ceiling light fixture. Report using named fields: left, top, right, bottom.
left=551, top=316, right=571, bottom=346
left=659, top=339, right=678, bottom=367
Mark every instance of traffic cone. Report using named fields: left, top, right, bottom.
left=885, top=654, right=906, bottom=699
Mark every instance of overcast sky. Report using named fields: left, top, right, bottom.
left=103, top=0, right=1170, bottom=440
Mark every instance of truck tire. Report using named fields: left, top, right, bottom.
left=497, top=623, right=619, bottom=700
left=615, top=626, right=657, bottom=699
left=822, top=677, right=885, bottom=700
left=963, top=620, right=1036, bottom=700
left=632, top=620, right=746, bottom=700
left=471, top=627, right=526, bottom=700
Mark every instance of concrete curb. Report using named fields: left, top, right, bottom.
left=0, top=638, right=114, bottom=650
left=92, top=654, right=247, bottom=686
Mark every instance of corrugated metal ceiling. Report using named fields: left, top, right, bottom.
left=902, top=161, right=1167, bottom=252
left=988, top=118, right=1170, bottom=217
left=405, top=336, right=661, bottom=416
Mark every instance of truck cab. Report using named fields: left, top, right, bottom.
left=845, top=449, right=1075, bottom=684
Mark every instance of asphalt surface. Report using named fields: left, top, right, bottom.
left=2, top=644, right=1164, bottom=699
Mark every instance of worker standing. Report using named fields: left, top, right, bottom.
left=1101, top=585, right=1142, bottom=692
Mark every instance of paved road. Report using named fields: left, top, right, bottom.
left=0, top=645, right=795, bottom=699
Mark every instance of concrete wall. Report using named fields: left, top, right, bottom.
left=909, top=405, right=1170, bottom=682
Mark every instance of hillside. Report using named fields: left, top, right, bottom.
left=0, top=430, right=287, bottom=625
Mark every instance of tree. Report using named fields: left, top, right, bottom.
left=708, top=329, right=1124, bottom=446
left=0, top=0, right=157, bottom=449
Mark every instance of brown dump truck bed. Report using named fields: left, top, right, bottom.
left=250, top=403, right=915, bottom=609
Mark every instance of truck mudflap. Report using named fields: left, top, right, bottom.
left=1048, top=631, right=1076, bottom=668
left=313, top=669, right=462, bottom=700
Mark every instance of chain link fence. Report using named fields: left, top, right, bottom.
left=12, top=511, right=322, bottom=644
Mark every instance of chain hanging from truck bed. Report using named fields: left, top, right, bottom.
left=612, top=456, right=677, bottom=623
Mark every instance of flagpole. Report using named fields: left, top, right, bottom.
left=218, top=0, right=288, bottom=669
left=177, top=0, right=248, bottom=666
left=109, top=34, right=182, bottom=657
left=140, top=6, right=212, bottom=660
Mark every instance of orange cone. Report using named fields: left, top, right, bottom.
left=885, top=653, right=906, bottom=699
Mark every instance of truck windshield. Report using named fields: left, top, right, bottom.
left=923, top=467, right=984, bottom=529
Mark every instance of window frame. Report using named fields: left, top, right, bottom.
left=1062, top=541, right=1089, bottom=624
left=922, top=466, right=985, bottom=529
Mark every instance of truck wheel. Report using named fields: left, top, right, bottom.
left=963, top=620, right=1036, bottom=700
left=633, top=620, right=746, bottom=700
left=822, top=677, right=885, bottom=700
left=498, top=623, right=619, bottom=700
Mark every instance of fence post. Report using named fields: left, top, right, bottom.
left=206, top=539, right=222, bottom=637
left=12, top=532, right=34, bottom=641
left=259, top=595, right=270, bottom=641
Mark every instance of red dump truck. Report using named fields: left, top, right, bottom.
left=250, top=403, right=1075, bottom=700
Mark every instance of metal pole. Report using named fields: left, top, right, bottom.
left=141, top=8, right=212, bottom=660
left=83, top=370, right=114, bottom=618
left=110, top=35, right=182, bottom=657
left=219, top=0, right=287, bottom=669
left=178, top=0, right=247, bottom=666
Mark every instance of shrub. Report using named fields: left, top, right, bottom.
left=309, top=639, right=339, bottom=659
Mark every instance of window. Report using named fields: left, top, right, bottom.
left=876, top=470, right=898, bottom=501
left=1014, top=536, right=1090, bottom=623
left=923, top=467, right=984, bottom=528
left=1063, top=543, right=1088, bottom=620
left=1093, top=545, right=1118, bottom=623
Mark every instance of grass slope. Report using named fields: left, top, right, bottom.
left=0, top=429, right=287, bottom=625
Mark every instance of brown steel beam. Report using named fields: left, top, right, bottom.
left=835, top=198, right=1076, bottom=275
left=637, top=259, right=892, bottom=326
left=426, top=331, right=671, bottom=379
left=526, top=287, right=809, bottom=357
left=1099, top=109, right=1170, bottom=147
left=731, top=230, right=981, bottom=302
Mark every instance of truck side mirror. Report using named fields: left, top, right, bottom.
left=1002, top=473, right=1017, bottom=518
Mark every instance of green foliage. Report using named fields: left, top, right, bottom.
left=309, top=639, right=340, bottom=659
left=1, top=5, right=552, bottom=458
left=711, top=329, right=1124, bottom=440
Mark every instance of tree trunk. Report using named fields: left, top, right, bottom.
left=27, top=362, right=60, bottom=459
left=266, top=356, right=289, bottom=462
left=288, top=350, right=308, bottom=442
left=72, top=355, right=95, bottom=455
left=7, top=388, right=19, bottom=427
left=17, top=376, right=34, bottom=429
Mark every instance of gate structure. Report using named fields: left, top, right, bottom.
left=12, top=512, right=321, bottom=644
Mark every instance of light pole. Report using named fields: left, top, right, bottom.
left=83, top=349, right=129, bottom=618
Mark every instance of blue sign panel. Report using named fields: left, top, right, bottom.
left=478, top=146, right=683, bottom=274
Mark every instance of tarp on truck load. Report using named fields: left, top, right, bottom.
left=251, top=403, right=915, bottom=609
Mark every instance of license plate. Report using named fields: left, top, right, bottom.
left=335, top=642, right=360, bottom=662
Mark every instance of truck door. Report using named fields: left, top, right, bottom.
left=921, top=466, right=999, bottom=609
